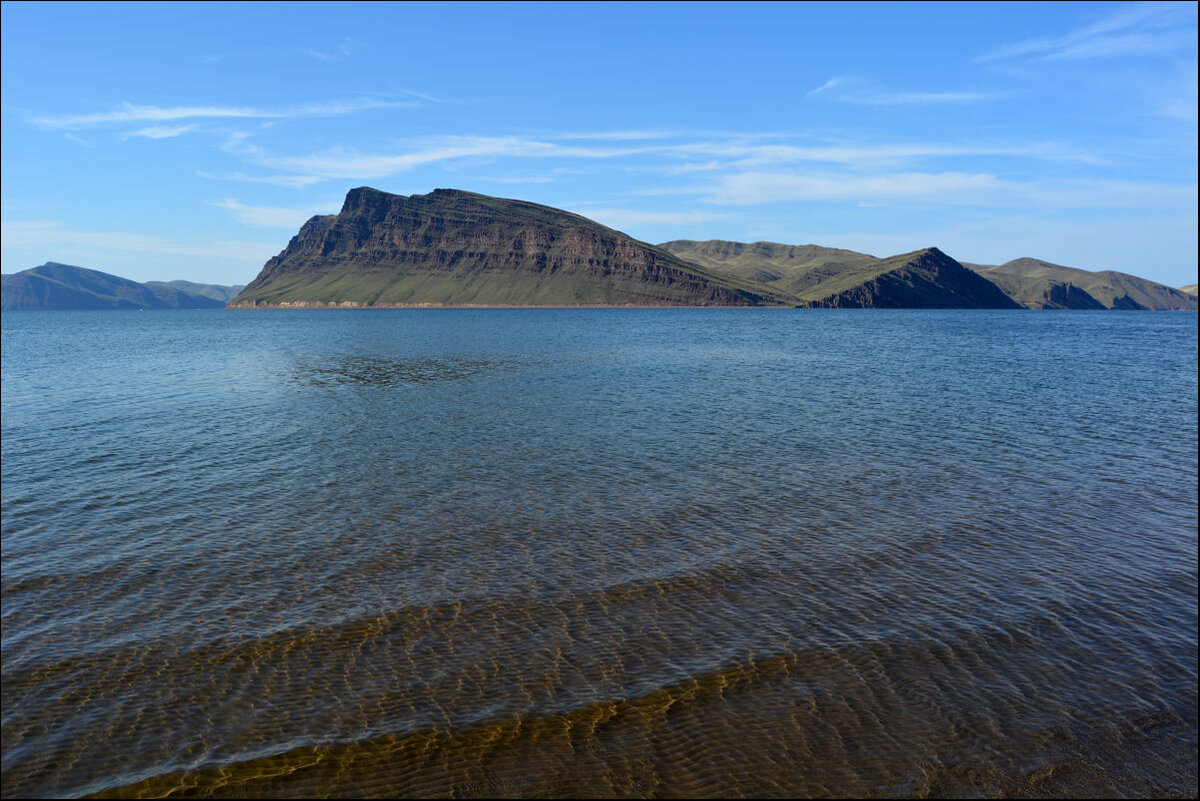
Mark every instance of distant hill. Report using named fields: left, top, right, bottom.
left=664, top=239, right=1195, bottom=311
left=1, top=263, right=232, bottom=311
left=659, top=240, right=877, bottom=292
left=1180, top=284, right=1198, bottom=297
left=660, top=240, right=1018, bottom=309
left=229, top=187, right=793, bottom=308
left=145, top=280, right=244, bottom=303
left=963, top=258, right=1196, bottom=311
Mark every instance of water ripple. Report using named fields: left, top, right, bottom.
left=2, top=309, right=1196, bottom=798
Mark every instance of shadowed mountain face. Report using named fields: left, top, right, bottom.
left=964, top=258, right=1197, bottom=311
left=661, top=240, right=1019, bottom=309
left=229, top=188, right=791, bottom=308
left=1, top=263, right=230, bottom=311
left=790, top=248, right=1021, bottom=309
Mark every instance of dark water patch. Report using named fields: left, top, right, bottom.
left=292, top=354, right=530, bottom=388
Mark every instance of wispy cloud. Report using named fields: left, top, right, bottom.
left=700, top=170, right=1197, bottom=211
left=305, top=38, right=368, bottom=62
left=669, top=140, right=1102, bottom=167
left=32, top=97, right=415, bottom=129
left=127, top=124, right=199, bottom=139
left=806, top=75, right=993, bottom=105
left=212, top=199, right=340, bottom=228
left=806, top=76, right=853, bottom=98
left=0, top=220, right=279, bottom=260
left=978, top=1, right=1197, bottom=62
left=574, top=208, right=732, bottom=230
left=553, top=130, right=682, bottom=141
left=196, top=170, right=326, bottom=189
left=248, top=132, right=1103, bottom=186
left=476, top=174, right=558, bottom=184
left=261, top=136, right=656, bottom=179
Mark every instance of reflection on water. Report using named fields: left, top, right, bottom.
left=1, top=309, right=1196, bottom=798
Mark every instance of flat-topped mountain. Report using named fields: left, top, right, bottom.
left=1, top=263, right=234, bottom=311
left=963, top=258, right=1197, bottom=311
left=661, top=240, right=1018, bottom=309
left=229, top=188, right=791, bottom=308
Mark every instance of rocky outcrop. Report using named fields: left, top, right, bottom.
left=1040, top=282, right=1107, bottom=310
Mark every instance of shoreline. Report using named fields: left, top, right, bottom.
left=225, top=301, right=794, bottom=309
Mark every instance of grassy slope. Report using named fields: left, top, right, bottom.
left=966, top=258, right=1197, bottom=310
left=1179, top=284, right=1197, bottom=297
left=660, top=240, right=879, bottom=298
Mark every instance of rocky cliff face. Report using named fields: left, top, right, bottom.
left=230, top=188, right=788, bottom=307
left=1040, top=282, right=1107, bottom=310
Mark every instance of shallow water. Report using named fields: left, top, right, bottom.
left=2, top=309, right=1196, bottom=798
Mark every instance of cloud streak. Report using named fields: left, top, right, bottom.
left=305, top=38, right=368, bottom=62
left=32, top=98, right=416, bottom=129
left=806, top=76, right=993, bottom=105
left=978, top=1, right=1197, bottom=62
left=237, top=133, right=1104, bottom=187
left=700, top=170, right=1197, bottom=211
left=574, top=208, right=732, bottom=230
left=260, top=136, right=658, bottom=179
left=127, top=124, right=199, bottom=139
left=0, top=220, right=280, bottom=260
left=212, top=199, right=341, bottom=228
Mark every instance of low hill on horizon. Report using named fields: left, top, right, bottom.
left=144, top=280, right=244, bottom=304
left=1, top=263, right=239, bottom=311
left=963, top=257, right=1196, bottom=311
left=664, top=239, right=1194, bottom=311
left=660, top=240, right=1017, bottom=309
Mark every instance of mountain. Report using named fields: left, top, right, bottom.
left=228, top=188, right=793, bottom=308
left=1181, top=284, right=1198, bottom=296
left=145, top=280, right=245, bottom=303
left=1, top=263, right=229, bottom=311
left=963, top=258, right=1196, bottom=311
left=660, top=240, right=1018, bottom=309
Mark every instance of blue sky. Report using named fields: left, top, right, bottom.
left=2, top=1, right=1196, bottom=287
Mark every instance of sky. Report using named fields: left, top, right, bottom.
left=1, top=1, right=1196, bottom=288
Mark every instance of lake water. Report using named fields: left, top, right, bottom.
left=1, top=309, right=1196, bottom=798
